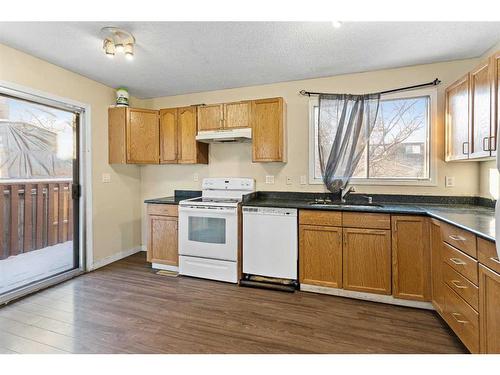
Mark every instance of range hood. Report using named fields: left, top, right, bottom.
left=196, top=128, right=252, bottom=143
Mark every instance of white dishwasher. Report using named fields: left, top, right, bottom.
left=242, top=207, right=298, bottom=280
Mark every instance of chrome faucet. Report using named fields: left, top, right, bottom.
left=341, top=186, right=355, bottom=203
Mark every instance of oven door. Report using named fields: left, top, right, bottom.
left=178, top=205, right=238, bottom=261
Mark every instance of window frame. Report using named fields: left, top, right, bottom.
left=308, top=87, right=438, bottom=186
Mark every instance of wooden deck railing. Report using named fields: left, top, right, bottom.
left=0, top=180, right=73, bottom=260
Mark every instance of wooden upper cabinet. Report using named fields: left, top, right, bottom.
left=109, top=107, right=159, bottom=164
left=252, top=97, right=286, bottom=162
left=197, top=104, right=224, bottom=131
left=470, top=60, right=492, bottom=158
left=178, top=106, right=209, bottom=164
left=430, top=219, right=445, bottom=314
left=479, top=264, right=500, bottom=353
left=224, top=101, right=251, bottom=129
left=159, top=108, right=178, bottom=164
left=127, top=108, right=160, bottom=164
left=342, top=228, right=392, bottom=295
left=445, top=74, right=470, bottom=161
left=299, top=224, right=343, bottom=288
left=391, top=216, right=431, bottom=301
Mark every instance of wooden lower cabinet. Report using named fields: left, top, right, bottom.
left=147, top=204, right=178, bottom=267
left=479, top=264, right=500, bottom=353
left=299, top=225, right=343, bottom=288
left=430, top=219, right=445, bottom=313
left=391, top=216, right=431, bottom=301
left=342, top=228, right=392, bottom=295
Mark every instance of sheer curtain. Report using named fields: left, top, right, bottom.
left=318, top=93, right=380, bottom=195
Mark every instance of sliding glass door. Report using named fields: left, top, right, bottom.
left=0, top=93, right=81, bottom=297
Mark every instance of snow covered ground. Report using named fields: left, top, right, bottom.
left=0, top=241, right=74, bottom=294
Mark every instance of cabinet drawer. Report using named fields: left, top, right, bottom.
left=477, top=237, right=500, bottom=274
left=342, top=212, right=390, bottom=229
left=443, top=242, right=478, bottom=285
left=444, top=284, right=479, bottom=353
left=299, top=210, right=342, bottom=227
left=443, top=263, right=479, bottom=311
left=441, top=222, right=477, bottom=258
left=147, top=204, right=178, bottom=217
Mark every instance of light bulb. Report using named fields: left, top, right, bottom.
left=332, top=21, right=342, bottom=29
left=103, top=38, right=115, bottom=58
left=115, top=43, right=124, bottom=53
left=124, top=43, right=134, bottom=60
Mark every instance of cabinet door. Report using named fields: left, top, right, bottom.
left=108, top=107, right=127, bottom=164
left=159, top=108, right=178, bottom=163
left=430, top=220, right=445, bottom=314
left=147, top=215, right=178, bottom=266
left=299, top=225, right=343, bottom=288
left=479, top=264, right=500, bottom=353
left=470, top=60, right=492, bottom=158
left=492, top=52, right=500, bottom=157
left=224, top=101, right=251, bottom=129
left=392, top=216, right=431, bottom=301
left=126, top=108, right=159, bottom=164
left=343, top=228, right=391, bottom=295
left=178, top=106, right=208, bottom=164
left=252, top=98, right=285, bottom=162
left=197, top=104, right=223, bottom=131
left=445, top=75, right=470, bottom=161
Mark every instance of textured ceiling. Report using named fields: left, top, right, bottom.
left=0, top=22, right=499, bottom=98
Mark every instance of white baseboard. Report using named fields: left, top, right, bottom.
left=300, top=284, right=434, bottom=310
left=90, top=247, right=142, bottom=271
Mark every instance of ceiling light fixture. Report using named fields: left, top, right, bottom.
left=331, top=21, right=342, bottom=29
left=101, top=27, right=135, bottom=60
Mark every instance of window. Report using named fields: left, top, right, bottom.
left=309, top=90, right=436, bottom=185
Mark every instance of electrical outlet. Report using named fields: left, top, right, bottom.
left=445, top=176, right=455, bottom=187
left=300, top=175, right=307, bottom=185
left=265, top=175, right=275, bottom=184
left=193, top=173, right=199, bottom=182
left=286, top=176, right=293, bottom=185
left=102, top=173, right=111, bottom=183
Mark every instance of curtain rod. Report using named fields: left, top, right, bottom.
left=299, top=78, right=441, bottom=97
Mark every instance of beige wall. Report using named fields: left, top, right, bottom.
left=0, top=43, right=143, bottom=264
left=140, top=59, right=481, bottom=198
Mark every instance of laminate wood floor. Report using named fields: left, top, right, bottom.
left=0, top=252, right=467, bottom=354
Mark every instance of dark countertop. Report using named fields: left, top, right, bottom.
left=242, top=195, right=496, bottom=242
left=144, top=190, right=201, bottom=205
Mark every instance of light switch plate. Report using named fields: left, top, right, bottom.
left=265, top=175, right=275, bottom=184
left=300, top=175, right=307, bottom=185
left=193, top=173, right=199, bottom=182
left=445, top=176, right=455, bottom=187
left=102, top=173, right=111, bottom=183
left=286, top=176, right=293, bottom=185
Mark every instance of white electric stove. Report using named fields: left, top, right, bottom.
left=178, top=178, right=255, bottom=283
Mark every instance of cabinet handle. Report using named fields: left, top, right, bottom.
left=489, top=136, right=496, bottom=151
left=449, top=257, right=466, bottom=265
left=482, top=137, right=490, bottom=151
left=462, top=142, right=469, bottom=155
left=451, top=280, right=467, bottom=289
left=449, top=234, right=466, bottom=241
left=490, top=257, right=500, bottom=264
left=451, top=312, right=469, bottom=324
